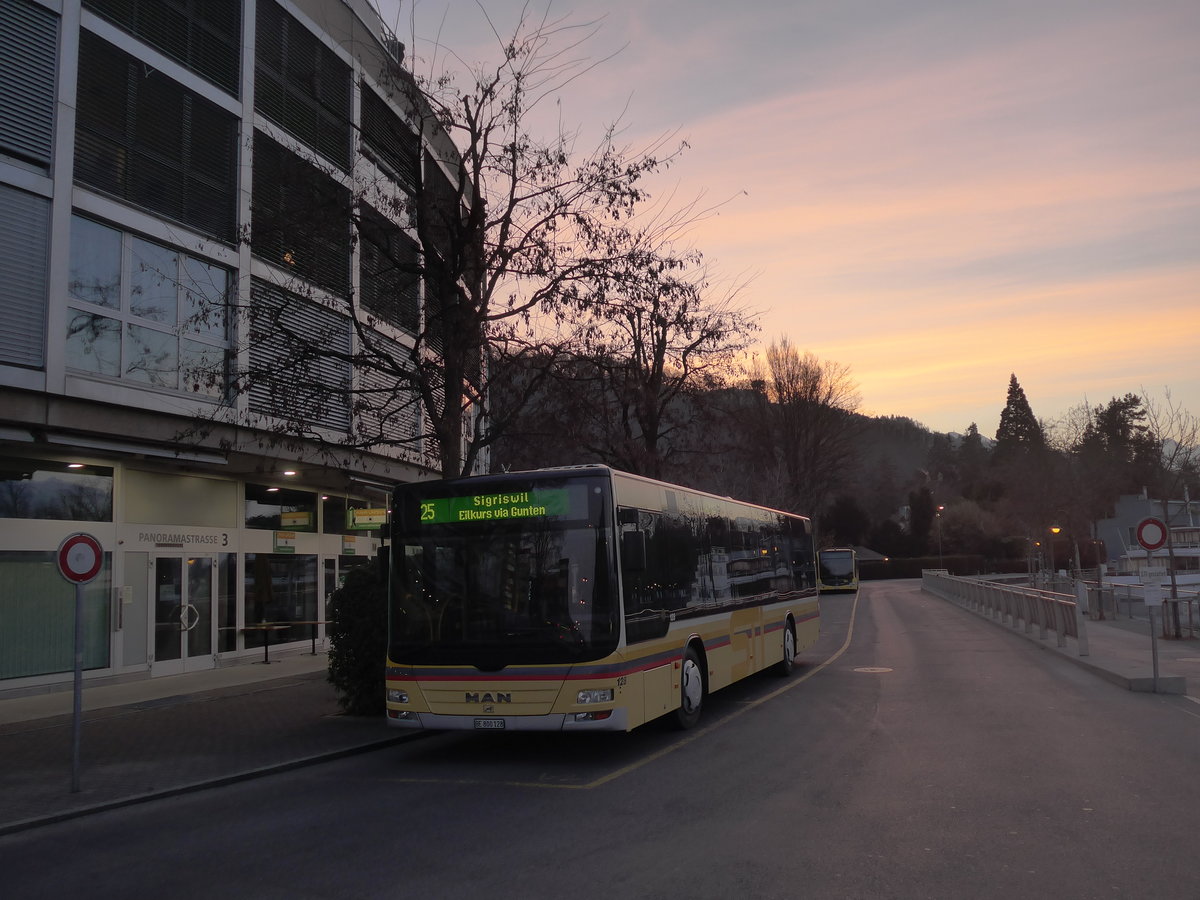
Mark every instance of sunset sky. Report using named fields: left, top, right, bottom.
left=378, top=0, right=1200, bottom=438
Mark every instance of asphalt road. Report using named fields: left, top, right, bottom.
left=4, top=579, right=1200, bottom=900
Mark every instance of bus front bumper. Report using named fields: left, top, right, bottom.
left=387, top=707, right=630, bottom=732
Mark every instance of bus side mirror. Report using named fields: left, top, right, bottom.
left=621, top=531, right=647, bottom=572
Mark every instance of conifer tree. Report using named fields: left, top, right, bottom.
left=994, top=374, right=1044, bottom=463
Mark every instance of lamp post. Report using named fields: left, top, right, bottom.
left=936, top=505, right=945, bottom=569
left=1047, top=524, right=1061, bottom=587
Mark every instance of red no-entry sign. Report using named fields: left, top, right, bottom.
left=1135, top=517, right=1167, bottom=552
left=57, top=533, right=103, bottom=584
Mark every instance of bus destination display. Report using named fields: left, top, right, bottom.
left=418, top=489, right=570, bottom=525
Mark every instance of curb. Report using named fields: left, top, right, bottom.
left=0, top=732, right=428, bottom=837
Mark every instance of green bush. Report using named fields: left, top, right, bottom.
left=327, top=564, right=387, bottom=716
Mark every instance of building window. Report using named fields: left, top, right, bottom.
left=360, top=83, right=419, bottom=197
left=0, top=551, right=111, bottom=680
left=83, top=0, right=242, bottom=97
left=358, top=203, right=419, bottom=334
left=420, top=150, right=461, bottom=265
left=0, top=458, right=113, bottom=521
left=243, top=553, right=318, bottom=644
left=66, top=215, right=232, bottom=398
left=251, top=131, right=352, bottom=298
left=254, top=0, right=352, bottom=170
left=356, top=330, right=422, bottom=458
left=244, top=484, right=317, bottom=532
left=321, top=495, right=387, bottom=537
left=248, top=278, right=353, bottom=433
left=0, top=185, right=51, bottom=368
left=74, top=30, right=238, bottom=242
left=0, top=0, right=57, bottom=171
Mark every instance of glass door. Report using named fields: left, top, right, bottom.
left=151, top=556, right=216, bottom=675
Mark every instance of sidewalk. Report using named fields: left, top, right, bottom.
left=0, top=652, right=414, bottom=836
left=953, top=600, right=1199, bottom=697
left=1, top=608, right=1197, bottom=836
left=1064, top=611, right=1200, bottom=695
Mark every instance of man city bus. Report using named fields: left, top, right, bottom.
left=385, top=466, right=818, bottom=732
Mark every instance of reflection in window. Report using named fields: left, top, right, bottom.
left=65, top=215, right=231, bottom=398
left=69, top=217, right=122, bottom=309
left=0, top=459, right=113, bottom=521
left=244, top=484, right=316, bottom=531
left=321, top=495, right=384, bottom=536
left=130, top=238, right=178, bottom=324
left=126, top=323, right=179, bottom=388
left=183, top=257, right=229, bottom=339
left=180, top=340, right=227, bottom=398
left=66, top=309, right=121, bottom=376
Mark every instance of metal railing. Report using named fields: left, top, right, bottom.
left=922, top=570, right=1089, bottom=656
left=1077, top=581, right=1199, bottom=638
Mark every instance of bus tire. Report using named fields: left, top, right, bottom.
left=776, top=622, right=796, bottom=677
left=673, top=646, right=704, bottom=729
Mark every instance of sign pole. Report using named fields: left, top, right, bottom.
left=57, top=532, right=103, bottom=794
left=72, top=582, right=84, bottom=793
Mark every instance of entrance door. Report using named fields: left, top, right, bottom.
left=151, top=556, right=216, bottom=675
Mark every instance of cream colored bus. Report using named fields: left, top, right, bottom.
left=385, top=466, right=818, bottom=732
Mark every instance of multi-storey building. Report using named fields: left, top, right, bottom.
left=0, top=0, right=470, bottom=693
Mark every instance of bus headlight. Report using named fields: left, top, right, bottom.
left=387, top=689, right=409, bottom=704
left=576, top=688, right=613, bottom=704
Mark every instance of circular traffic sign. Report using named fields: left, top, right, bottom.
left=57, top=533, right=103, bottom=584
left=1135, top=517, right=1167, bottom=552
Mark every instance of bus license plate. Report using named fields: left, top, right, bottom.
left=474, top=718, right=505, bottom=730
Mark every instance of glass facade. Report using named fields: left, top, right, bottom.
left=0, top=0, right=437, bottom=690
left=66, top=216, right=232, bottom=398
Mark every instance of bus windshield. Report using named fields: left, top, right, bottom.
left=820, top=550, right=855, bottom=578
left=390, top=476, right=618, bottom=667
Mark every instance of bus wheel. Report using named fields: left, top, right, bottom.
left=776, top=624, right=796, bottom=677
left=674, top=647, right=704, bottom=729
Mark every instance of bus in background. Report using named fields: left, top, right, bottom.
left=385, top=466, right=818, bottom=732
left=818, top=547, right=858, bottom=593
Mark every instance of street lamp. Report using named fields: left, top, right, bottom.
left=936, top=505, right=945, bottom=569
left=1047, top=525, right=1061, bottom=585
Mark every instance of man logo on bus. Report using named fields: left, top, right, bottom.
left=465, top=692, right=512, bottom=704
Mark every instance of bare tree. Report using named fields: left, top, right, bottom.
left=736, top=339, right=863, bottom=522
left=194, top=8, right=707, bottom=479
left=568, top=261, right=757, bottom=478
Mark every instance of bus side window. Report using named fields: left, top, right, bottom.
left=621, top=530, right=647, bottom=572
